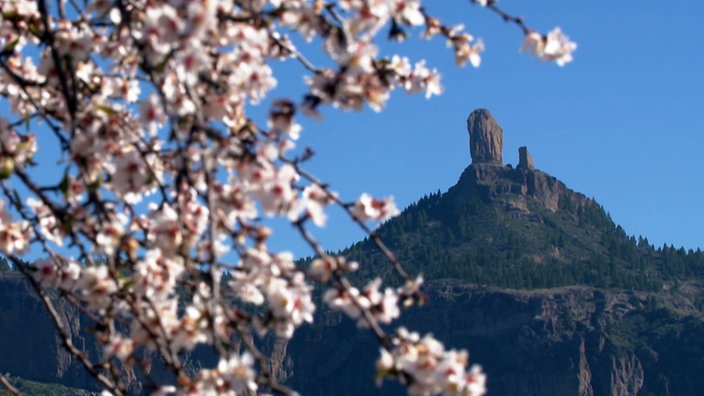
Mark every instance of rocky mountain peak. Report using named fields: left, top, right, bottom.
left=467, top=108, right=503, bottom=165
left=518, top=146, right=535, bottom=170
left=461, top=109, right=586, bottom=213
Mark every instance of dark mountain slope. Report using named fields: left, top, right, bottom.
left=344, top=161, right=703, bottom=291
left=283, top=282, right=704, bottom=396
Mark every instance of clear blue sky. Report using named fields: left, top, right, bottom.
left=261, top=0, right=704, bottom=257
left=7, top=1, right=702, bottom=261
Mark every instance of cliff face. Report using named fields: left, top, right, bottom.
left=4, top=272, right=703, bottom=395
left=449, top=162, right=586, bottom=213
left=281, top=281, right=704, bottom=396
left=0, top=272, right=220, bottom=394
left=0, top=273, right=99, bottom=391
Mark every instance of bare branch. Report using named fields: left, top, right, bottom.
left=0, top=374, right=20, bottom=396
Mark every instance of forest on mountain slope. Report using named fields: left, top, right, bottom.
left=336, top=184, right=704, bottom=295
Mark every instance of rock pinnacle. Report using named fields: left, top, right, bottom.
left=518, top=146, right=535, bottom=170
left=467, top=109, right=503, bottom=165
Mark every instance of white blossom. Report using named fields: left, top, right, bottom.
left=353, top=193, right=400, bottom=222
left=0, top=200, right=32, bottom=255
left=522, top=28, right=577, bottom=66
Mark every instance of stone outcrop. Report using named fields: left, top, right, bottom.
left=463, top=110, right=569, bottom=211
left=467, top=109, right=503, bottom=165
left=451, top=160, right=579, bottom=212
left=518, top=146, right=535, bottom=170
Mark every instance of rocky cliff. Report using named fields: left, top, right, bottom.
left=3, top=272, right=703, bottom=395
left=449, top=161, right=583, bottom=213
left=0, top=273, right=98, bottom=387
left=463, top=109, right=585, bottom=213
left=281, top=281, right=704, bottom=396
left=0, top=272, right=99, bottom=391
left=0, top=272, right=215, bottom=395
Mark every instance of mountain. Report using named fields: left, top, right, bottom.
left=333, top=109, right=704, bottom=294
left=2, top=109, right=704, bottom=395
left=278, top=109, right=704, bottom=395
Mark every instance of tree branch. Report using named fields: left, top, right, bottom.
left=11, top=258, right=124, bottom=395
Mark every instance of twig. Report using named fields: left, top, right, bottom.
left=0, top=374, right=20, bottom=396
left=37, top=0, right=78, bottom=128
left=292, top=218, right=390, bottom=348
left=288, top=160, right=411, bottom=281
left=482, top=1, right=531, bottom=35
left=270, top=34, right=322, bottom=74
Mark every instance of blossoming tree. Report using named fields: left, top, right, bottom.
left=0, top=0, right=575, bottom=394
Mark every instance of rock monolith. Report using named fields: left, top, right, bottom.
left=518, top=146, right=535, bottom=170
left=467, top=109, right=503, bottom=165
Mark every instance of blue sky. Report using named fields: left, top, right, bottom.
left=262, top=0, right=704, bottom=257
left=5, top=1, right=702, bottom=261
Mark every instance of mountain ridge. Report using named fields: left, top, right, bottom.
left=271, top=109, right=704, bottom=394
left=339, top=109, right=704, bottom=292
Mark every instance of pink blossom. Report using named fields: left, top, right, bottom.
left=27, top=198, right=64, bottom=247
left=522, top=28, right=577, bottom=66
left=352, top=193, right=400, bottom=222
left=139, top=94, right=166, bottom=136
left=0, top=200, right=32, bottom=255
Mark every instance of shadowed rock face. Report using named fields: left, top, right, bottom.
left=0, top=273, right=99, bottom=391
left=5, top=271, right=703, bottom=396
left=0, top=273, right=216, bottom=395
left=280, top=282, right=704, bottom=396
left=451, top=162, right=575, bottom=212
left=467, top=109, right=503, bottom=165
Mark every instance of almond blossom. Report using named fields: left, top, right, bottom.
left=377, top=328, right=487, bottom=396
left=521, top=27, right=577, bottom=66
left=353, top=192, right=401, bottom=222
left=0, top=201, right=32, bottom=255
left=27, top=198, right=63, bottom=246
